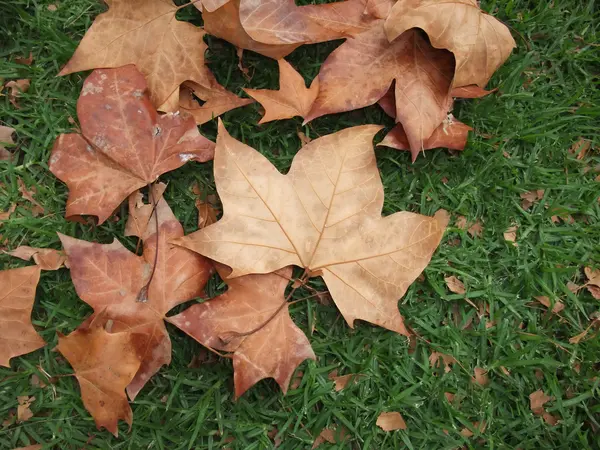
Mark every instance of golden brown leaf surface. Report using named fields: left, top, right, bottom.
left=0, top=125, right=15, bottom=161
left=59, top=185, right=213, bottom=400
left=384, top=0, right=516, bottom=88
left=169, top=265, right=315, bottom=398
left=376, top=411, right=407, bottom=431
left=56, top=327, right=141, bottom=436
left=0, top=266, right=45, bottom=367
left=49, top=66, right=214, bottom=224
left=305, top=24, right=455, bottom=156
left=244, top=59, right=318, bottom=123
left=175, top=123, right=448, bottom=336
left=58, top=0, right=215, bottom=109
left=6, top=246, right=67, bottom=271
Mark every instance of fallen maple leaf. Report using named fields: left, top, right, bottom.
left=305, top=24, right=455, bottom=160
left=429, top=351, right=456, bottom=373
left=169, top=264, right=315, bottom=398
left=445, top=276, right=466, bottom=295
left=569, top=318, right=600, bottom=344
left=176, top=123, right=448, bottom=336
left=379, top=120, right=472, bottom=156
left=58, top=0, right=218, bottom=110
left=473, top=367, right=489, bottom=386
left=504, top=224, right=518, bottom=245
left=529, top=389, right=552, bottom=415
left=6, top=246, right=67, bottom=271
left=584, top=267, right=600, bottom=300
left=569, top=137, right=591, bottom=160
left=59, top=184, right=213, bottom=400
left=5, top=79, right=30, bottom=108
left=202, top=0, right=299, bottom=59
left=328, top=371, right=362, bottom=391
left=17, top=396, right=35, bottom=422
left=56, top=326, right=142, bottom=436
left=0, top=204, right=16, bottom=222
left=376, top=411, right=407, bottom=431
left=0, top=125, right=15, bottom=161
left=451, top=85, right=497, bottom=98
left=0, top=266, right=45, bottom=367
left=534, top=296, right=564, bottom=314
left=312, top=427, right=348, bottom=449
left=244, top=59, right=319, bottom=124
left=49, top=66, right=214, bottom=224
left=178, top=79, right=254, bottom=125
left=17, top=178, right=44, bottom=217
left=520, top=189, right=545, bottom=210
left=455, top=216, right=484, bottom=237
left=460, top=421, right=486, bottom=437
left=384, top=0, right=516, bottom=88
left=14, top=52, right=33, bottom=66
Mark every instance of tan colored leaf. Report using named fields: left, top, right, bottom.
left=455, top=216, right=483, bottom=237
left=179, top=79, right=254, bottom=125
left=239, top=0, right=377, bottom=46
left=0, top=125, right=15, bottom=161
left=56, top=327, right=141, bottom=436
left=385, top=0, right=516, bottom=88
left=444, top=392, right=455, bottom=402
left=59, top=187, right=213, bottom=400
left=451, top=85, right=496, bottom=98
left=0, top=203, right=16, bottom=221
left=245, top=59, right=319, bottom=124
left=473, top=367, right=489, bottom=386
left=17, top=178, right=44, bottom=216
left=58, top=0, right=215, bottom=109
left=13, top=445, right=42, bottom=450
left=169, top=265, right=315, bottom=398
left=542, top=412, right=559, bottom=426
left=6, top=246, right=67, bottom=271
left=17, top=396, right=35, bottom=422
left=175, top=123, right=448, bottom=336
left=445, top=276, right=466, bottom=295
left=202, top=0, right=299, bottom=59
left=520, top=189, right=545, bottom=210
left=534, top=296, right=564, bottom=314
left=376, top=411, right=407, bottom=431
left=311, top=427, right=348, bottom=449
left=305, top=24, right=455, bottom=160
left=529, top=389, right=552, bottom=415
left=379, top=120, right=472, bottom=157
left=5, top=79, right=30, bottom=108
left=49, top=66, right=214, bottom=224
left=429, top=351, right=456, bottom=373
left=196, top=201, right=219, bottom=230
left=584, top=267, right=600, bottom=300
left=504, top=225, right=518, bottom=244
left=14, top=52, right=34, bottom=66
left=328, top=371, right=362, bottom=391
left=124, top=183, right=168, bottom=239
left=569, top=137, right=591, bottom=160
left=0, top=266, right=45, bottom=367
left=460, top=421, right=486, bottom=437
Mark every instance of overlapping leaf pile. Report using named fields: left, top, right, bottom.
left=1, top=0, right=522, bottom=439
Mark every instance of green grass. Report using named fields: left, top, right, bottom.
left=1, top=0, right=600, bottom=448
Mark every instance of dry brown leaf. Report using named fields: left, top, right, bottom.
left=379, top=119, right=472, bottom=155
left=520, top=190, right=545, bottom=209
left=328, top=371, right=362, bottom=391
left=17, top=178, right=44, bottom=217
left=311, top=426, right=348, bottom=448
left=0, top=125, right=15, bottom=161
left=244, top=59, right=319, bottom=123
left=451, top=85, right=496, bottom=98
left=13, top=445, right=42, bottom=450
left=58, top=0, right=217, bottom=110
left=306, top=24, right=455, bottom=161
left=460, top=421, right=486, bottom=437
left=0, top=266, right=45, bottom=367
left=455, top=216, right=483, bottom=237
left=17, top=396, right=35, bottom=422
left=0, top=204, right=16, bottom=222
left=584, top=267, right=600, bottom=300
left=529, top=389, right=552, bottom=415
left=429, top=351, right=456, bottom=373
left=169, top=265, right=315, bottom=398
left=196, top=199, right=220, bottom=230
left=445, top=276, right=466, bottom=295
left=202, top=0, right=299, bottom=59
left=178, top=79, right=254, bottom=125
left=542, top=412, right=560, bottom=426
left=376, top=411, right=407, bottom=431
left=568, top=318, right=600, bottom=344
left=473, top=367, right=489, bottom=386
left=14, top=52, right=34, bottom=66
left=5, top=80, right=30, bottom=108
left=534, top=296, right=564, bottom=314
left=56, top=326, right=142, bottom=436
left=6, top=246, right=67, bottom=271
left=297, top=131, right=312, bottom=147
left=504, top=225, right=518, bottom=245
left=444, top=392, right=455, bottom=402
left=176, top=123, right=448, bottom=337
left=47, top=4, right=58, bottom=11
left=569, top=137, right=591, bottom=160
left=385, top=0, right=516, bottom=88
left=59, top=186, right=213, bottom=400
left=49, top=66, right=214, bottom=224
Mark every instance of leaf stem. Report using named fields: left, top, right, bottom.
left=136, top=183, right=159, bottom=303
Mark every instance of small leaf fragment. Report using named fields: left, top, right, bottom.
left=376, top=411, right=407, bottom=431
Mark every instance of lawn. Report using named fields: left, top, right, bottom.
left=1, top=0, right=599, bottom=449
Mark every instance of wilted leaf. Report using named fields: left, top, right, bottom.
left=245, top=59, right=318, bottom=123
left=0, top=126, right=15, bottom=161
left=451, top=85, right=496, bottom=98
left=311, top=426, right=348, bottom=449
left=59, top=185, right=213, bottom=400
left=473, top=367, right=489, bottom=386
left=569, top=137, right=591, bottom=160
left=17, top=178, right=44, bottom=217
left=328, top=371, right=362, bottom=391
left=58, top=0, right=216, bottom=109
left=6, top=246, right=66, bottom=271
left=306, top=24, right=455, bottom=161
left=0, top=204, right=16, bottom=222
left=379, top=119, right=472, bottom=154
left=385, top=0, right=516, bottom=88
left=14, top=52, right=33, bottom=66
left=534, top=296, right=564, bottom=314
left=429, top=351, right=456, bottom=373
left=56, top=327, right=141, bottom=436
left=5, top=79, right=30, bottom=108
left=49, top=66, right=214, bottom=224
left=529, top=389, right=552, bottom=415
left=504, top=225, right=518, bottom=244
left=584, top=267, right=600, bottom=300
left=460, top=421, right=486, bottom=437
left=176, top=123, right=448, bottom=336
left=445, top=276, right=466, bottom=295
left=17, top=396, right=35, bottom=422
left=376, top=411, right=407, bottom=431
left=444, top=392, right=456, bottom=402
left=169, top=265, right=315, bottom=398
left=520, top=190, right=545, bottom=209
left=0, top=266, right=45, bottom=367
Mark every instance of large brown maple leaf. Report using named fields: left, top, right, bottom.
left=58, top=0, right=216, bottom=110
left=305, top=23, right=455, bottom=157
left=169, top=264, right=315, bottom=398
left=0, top=266, right=45, bottom=367
left=59, top=184, right=213, bottom=400
left=175, top=122, right=448, bottom=336
left=384, top=0, right=516, bottom=88
left=49, top=66, right=214, bottom=224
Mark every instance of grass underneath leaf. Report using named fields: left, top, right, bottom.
left=1, top=0, right=599, bottom=448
